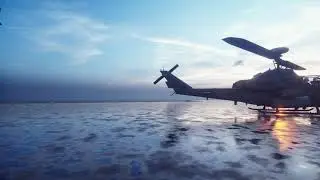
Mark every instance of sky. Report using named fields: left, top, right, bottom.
left=1, top=0, right=320, bottom=101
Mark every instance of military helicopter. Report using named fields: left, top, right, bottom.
left=153, top=37, right=320, bottom=114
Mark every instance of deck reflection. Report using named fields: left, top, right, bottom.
left=256, top=114, right=298, bottom=152
left=272, top=118, right=297, bottom=152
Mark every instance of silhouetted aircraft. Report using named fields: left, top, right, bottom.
left=154, top=37, right=320, bottom=114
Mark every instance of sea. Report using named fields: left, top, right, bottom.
left=0, top=101, right=320, bottom=180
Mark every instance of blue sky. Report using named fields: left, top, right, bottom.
left=1, top=0, right=320, bottom=101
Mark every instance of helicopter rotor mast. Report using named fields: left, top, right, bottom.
left=223, top=37, right=306, bottom=70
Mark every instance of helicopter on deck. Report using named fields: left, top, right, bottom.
left=153, top=37, right=320, bottom=115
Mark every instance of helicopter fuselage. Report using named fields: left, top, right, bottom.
left=230, top=68, right=320, bottom=107
left=232, top=69, right=307, bottom=93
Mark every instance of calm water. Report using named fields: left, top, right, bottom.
left=0, top=101, right=320, bottom=180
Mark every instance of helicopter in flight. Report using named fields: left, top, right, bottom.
left=153, top=37, right=320, bottom=114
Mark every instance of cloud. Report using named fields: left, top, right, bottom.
left=223, top=3, right=320, bottom=77
left=133, top=34, right=235, bottom=55
left=233, top=60, right=244, bottom=67
left=133, top=34, right=255, bottom=87
left=33, top=3, right=109, bottom=64
left=138, top=2, right=320, bottom=88
left=133, top=34, right=239, bottom=84
left=141, top=37, right=217, bottom=52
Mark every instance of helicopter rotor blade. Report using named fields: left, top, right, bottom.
left=153, top=76, right=164, bottom=85
left=153, top=64, right=179, bottom=85
left=168, top=64, right=179, bottom=73
left=223, top=37, right=306, bottom=70
left=223, top=37, right=277, bottom=59
left=277, top=59, right=306, bottom=70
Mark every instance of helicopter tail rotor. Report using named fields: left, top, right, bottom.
left=153, top=64, right=179, bottom=84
